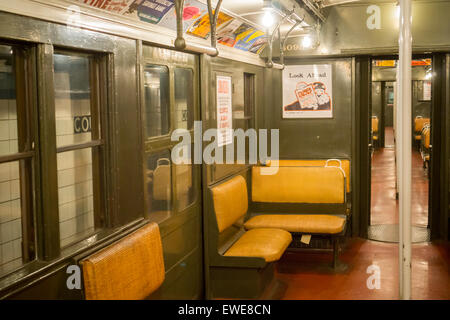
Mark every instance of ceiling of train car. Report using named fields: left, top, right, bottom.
left=220, top=0, right=398, bottom=44
left=221, top=0, right=315, bottom=38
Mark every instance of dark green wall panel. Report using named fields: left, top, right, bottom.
left=269, top=58, right=353, bottom=160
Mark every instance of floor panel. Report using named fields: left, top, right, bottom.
left=276, top=238, right=449, bottom=300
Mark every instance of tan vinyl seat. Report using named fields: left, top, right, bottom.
left=415, top=117, right=430, bottom=134
left=423, top=128, right=431, bottom=149
left=81, top=223, right=165, bottom=300
left=211, top=175, right=292, bottom=262
left=252, top=166, right=346, bottom=204
left=224, top=228, right=292, bottom=262
left=249, top=164, right=348, bottom=269
left=264, top=159, right=351, bottom=192
left=245, top=214, right=346, bottom=235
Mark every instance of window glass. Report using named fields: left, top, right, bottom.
left=54, top=54, right=92, bottom=148
left=175, top=145, right=195, bottom=211
left=174, top=68, right=194, bottom=130
left=147, top=150, right=172, bottom=222
left=54, top=52, right=103, bottom=248
left=0, top=45, right=24, bottom=274
left=57, top=148, right=94, bottom=248
left=0, top=161, right=23, bottom=274
left=144, top=66, right=170, bottom=138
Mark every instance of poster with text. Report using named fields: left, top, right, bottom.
left=79, top=0, right=136, bottom=14
left=422, top=80, right=431, bottom=101
left=234, top=28, right=265, bottom=52
left=187, top=11, right=233, bottom=39
left=216, top=19, right=244, bottom=47
left=282, top=64, right=333, bottom=119
left=127, top=0, right=175, bottom=24
left=158, top=0, right=207, bottom=33
left=216, top=76, right=233, bottom=147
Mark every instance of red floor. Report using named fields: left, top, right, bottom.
left=277, top=239, right=449, bottom=300
left=370, top=127, right=428, bottom=226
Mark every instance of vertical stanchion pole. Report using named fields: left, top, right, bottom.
left=398, top=0, right=412, bottom=300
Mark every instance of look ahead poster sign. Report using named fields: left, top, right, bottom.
left=282, top=64, right=333, bottom=119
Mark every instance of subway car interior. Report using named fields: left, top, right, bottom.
left=0, top=0, right=448, bottom=302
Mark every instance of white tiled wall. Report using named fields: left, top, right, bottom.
left=55, top=71, right=95, bottom=248
left=0, top=98, right=23, bottom=274
left=55, top=72, right=92, bottom=148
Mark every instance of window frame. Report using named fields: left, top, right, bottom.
left=141, top=48, right=200, bottom=224
left=36, top=46, right=110, bottom=259
left=54, top=50, right=107, bottom=245
left=0, top=42, right=38, bottom=274
left=174, top=66, right=195, bottom=131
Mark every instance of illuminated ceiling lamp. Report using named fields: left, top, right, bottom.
left=302, top=34, right=312, bottom=48
left=395, top=1, right=400, bottom=19
left=262, top=0, right=274, bottom=28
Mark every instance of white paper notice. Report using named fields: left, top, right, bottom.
left=216, top=76, right=233, bottom=147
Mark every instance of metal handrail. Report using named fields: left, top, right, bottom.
left=174, top=0, right=219, bottom=56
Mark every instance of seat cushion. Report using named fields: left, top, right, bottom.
left=373, top=135, right=378, bottom=140
left=244, top=214, right=346, bottom=234
left=224, top=228, right=292, bottom=262
left=81, top=223, right=165, bottom=300
left=415, top=135, right=422, bottom=141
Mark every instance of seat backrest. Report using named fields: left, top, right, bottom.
left=211, top=175, right=248, bottom=233
left=372, top=117, right=379, bottom=133
left=423, top=127, right=431, bottom=148
left=252, top=166, right=345, bottom=204
left=152, top=158, right=171, bottom=201
left=81, top=223, right=165, bottom=300
left=265, top=159, right=351, bottom=192
left=415, top=117, right=430, bottom=132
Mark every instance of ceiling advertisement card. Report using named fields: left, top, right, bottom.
left=158, top=0, right=207, bottom=33
left=74, top=0, right=267, bottom=54
left=186, top=11, right=234, bottom=39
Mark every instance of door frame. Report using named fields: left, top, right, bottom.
left=358, top=53, right=448, bottom=240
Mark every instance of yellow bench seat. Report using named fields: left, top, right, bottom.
left=244, top=214, right=346, bottom=235
left=224, top=228, right=292, bottom=263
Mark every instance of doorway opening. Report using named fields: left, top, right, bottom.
left=368, top=58, right=431, bottom=243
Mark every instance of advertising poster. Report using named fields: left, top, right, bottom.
left=72, top=0, right=266, bottom=55
left=422, top=80, right=431, bottom=101
left=187, top=11, right=234, bottom=39
left=216, top=19, right=244, bottom=47
left=126, top=0, right=175, bottom=24
left=248, top=36, right=267, bottom=54
left=158, top=0, right=207, bottom=33
left=282, top=65, right=333, bottom=119
left=79, top=0, right=136, bottom=14
left=216, top=76, right=233, bottom=147
left=234, top=28, right=266, bottom=52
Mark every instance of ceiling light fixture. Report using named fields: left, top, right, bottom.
left=262, top=9, right=274, bottom=28
left=302, top=35, right=312, bottom=48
